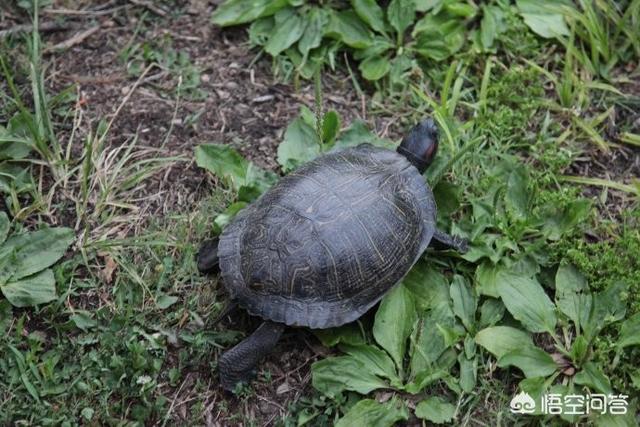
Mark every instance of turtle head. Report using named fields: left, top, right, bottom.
left=397, top=118, right=439, bottom=173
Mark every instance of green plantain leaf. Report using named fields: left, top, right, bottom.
left=412, top=12, right=466, bottom=61
left=313, top=323, right=365, bottom=347
left=498, top=346, right=558, bottom=378
left=403, top=261, right=449, bottom=310
left=480, top=5, right=505, bottom=50
left=326, top=10, right=373, bottom=48
left=474, top=262, right=500, bottom=298
left=0, top=212, right=8, bottom=245
left=415, top=396, right=456, bottom=424
left=336, top=398, right=409, bottom=427
left=211, top=0, right=288, bottom=26
left=298, top=8, right=328, bottom=56
left=409, top=304, right=455, bottom=378
left=331, top=121, right=394, bottom=151
left=505, top=167, right=531, bottom=220
left=0, top=300, right=11, bottom=334
left=196, top=144, right=277, bottom=198
left=541, top=199, right=591, bottom=240
left=618, top=313, right=640, bottom=348
left=277, top=117, right=321, bottom=172
left=387, top=0, right=416, bottom=36
left=1, top=269, right=57, bottom=307
left=574, top=362, right=612, bottom=394
left=515, top=0, right=572, bottom=38
left=373, top=283, right=416, bottom=373
left=359, top=55, right=391, bottom=81
left=583, top=282, right=627, bottom=340
left=311, top=355, right=389, bottom=397
left=0, top=227, right=74, bottom=284
left=554, top=263, right=590, bottom=333
left=211, top=0, right=286, bottom=26
left=213, top=202, right=247, bottom=234
left=496, top=271, right=557, bottom=334
left=265, top=12, right=306, bottom=56
left=340, top=344, right=400, bottom=385
left=475, top=326, right=533, bottom=359
left=478, top=298, right=505, bottom=328
left=351, top=0, right=387, bottom=34
left=450, top=275, right=476, bottom=331
left=458, top=353, right=477, bottom=392
left=321, top=110, right=341, bottom=145
left=70, top=310, right=98, bottom=331
left=555, top=263, right=587, bottom=295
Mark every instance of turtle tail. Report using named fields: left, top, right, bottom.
left=218, top=321, right=285, bottom=391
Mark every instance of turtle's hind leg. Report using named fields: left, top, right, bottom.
left=218, top=321, right=285, bottom=391
left=197, top=237, right=220, bottom=274
left=430, top=229, right=469, bottom=253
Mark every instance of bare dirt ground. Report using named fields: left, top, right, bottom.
left=39, top=0, right=382, bottom=216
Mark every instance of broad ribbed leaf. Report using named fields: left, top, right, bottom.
left=211, top=0, right=288, bottom=26
left=321, top=110, right=340, bottom=144
left=195, top=144, right=250, bottom=190
left=331, top=121, right=394, bottom=151
left=496, top=271, right=557, bottom=333
left=583, top=282, right=627, bottom=340
left=498, top=346, right=558, bottom=378
left=478, top=298, right=505, bottom=328
left=1, top=269, right=57, bottom=307
left=373, top=284, right=416, bottom=373
left=311, top=356, right=389, bottom=397
left=265, top=12, right=306, bottom=56
left=314, top=323, right=365, bottom=347
left=276, top=117, right=321, bottom=172
left=403, top=261, right=449, bottom=310
left=475, top=326, right=533, bottom=359
left=618, top=313, right=640, bottom=348
left=450, top=275, right=476, bottom=331
left=555, top=264, right=587, bottom=295
left=336, top=398, right=408, bottom=427
left=480, top=5, right=498, bottom=49
left=359, top=55, right=391, bottom=81
left=0, top=227, right=74, bottom=283
left=458, top=353, right=477, bottom=393
left=409, top=305, right=455, bottom=377
left=340, top=344, right=400, bottom=384
left=351, top=0, right=386, bottom=34
left=516, top=0, right=570, bottom=38
left=387, top=0, right=416, bottom=36
left=0, top=212, right=8, bottom=244
left=415, top=397, right=456, bottom=424
left=327, top=10, right=373, bottom=48
left=505, top=167, right=530, bottom=220
left=574, top=362, right=612, bottom=394
left=298, top=8, right=328, bottom=56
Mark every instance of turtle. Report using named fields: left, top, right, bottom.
left=197, top=118, right=468, bottom=391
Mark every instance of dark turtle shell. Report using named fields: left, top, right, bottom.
left=218, top=144, right=436, bottom=329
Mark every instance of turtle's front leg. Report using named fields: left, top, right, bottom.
left=218, top=321, right=285, bottom=391
left=429, top=229, right=468, bottom=253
